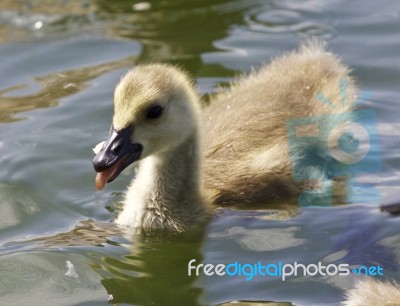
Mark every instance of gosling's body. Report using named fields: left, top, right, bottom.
left=94, top=41, right=356, bottom=231
left=202, top=42, right=354, bottom=204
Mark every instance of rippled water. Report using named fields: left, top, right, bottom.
left=0, top=0, right=400, bottom=305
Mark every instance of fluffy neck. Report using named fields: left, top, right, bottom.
left=116, top=130, right=206, bottom=232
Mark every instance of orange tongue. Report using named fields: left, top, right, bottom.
left=95, top=161, right=120, bottom=190
left=95, top=155, right=130, bottom=190
left=95, top=170, right=112, bottom=190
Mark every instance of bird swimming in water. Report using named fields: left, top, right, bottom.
left=93, top=40, right=356, bottom=232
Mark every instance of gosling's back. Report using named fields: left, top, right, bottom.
left=202, top=41, right=356, bottom=204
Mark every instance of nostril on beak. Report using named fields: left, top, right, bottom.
left=111, top=141, right=123, bottom=155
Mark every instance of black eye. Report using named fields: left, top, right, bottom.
left=146, top=104, right=164, bottom=120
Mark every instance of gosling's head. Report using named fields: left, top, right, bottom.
left=93, top=64, right=200, bottom=189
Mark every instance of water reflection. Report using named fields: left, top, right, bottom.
left=3, top=219, right=205, bottom=305
left=203, top=207, right=400, bottom=305
left=0, top=0, right=399, bottom=305
left=244, top=4, right=336, bottom=39
left=0, top=0, right=252, bottom=76
left=0, top=251, right=108, bottom=305
left=0, top=0, right=248, bottom=123
left=218, top=302, right=292, bottom=306
left=0, top=183, right=39, bottom=230
left=1, top=204, right=399, bottom=305
left=209, top=226, right=305, bottom=252
left=7, top=219, right=123, bottom=248
left=97, top=0, right=256, bottom=59
left=97, top=231, right=205, bottom=305
left=0, top=55, right=136, bottom=122
left=0, top=0, right=96, bottom=41
left=2, top=205, right=303, bottom=305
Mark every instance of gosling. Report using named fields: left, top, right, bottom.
left=93, top=41, right=356, bottom=232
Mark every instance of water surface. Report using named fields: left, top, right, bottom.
left=0, top=0, right=400, bottom=305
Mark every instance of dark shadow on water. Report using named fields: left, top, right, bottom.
left=98, top=230, right=205, bottom=306
left=95, top=0, right=252, bottom=77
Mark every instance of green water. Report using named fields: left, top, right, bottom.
left=0, top=0, right=400, bottom=305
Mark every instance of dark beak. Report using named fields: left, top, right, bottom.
left=93, top=126, right=143, bottom=183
